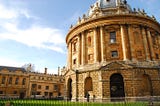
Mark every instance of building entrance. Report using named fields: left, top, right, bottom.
left=110, top=74, right=125, bottom=101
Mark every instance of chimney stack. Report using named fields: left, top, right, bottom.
left=44, top=67, right=47, bottom=74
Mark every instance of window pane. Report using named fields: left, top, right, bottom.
left=111, top=51, right=118, bottom=57
left=110, top=31, right=116, bottom=43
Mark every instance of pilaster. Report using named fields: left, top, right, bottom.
left=147, top=30, right=155, bottom=60
left=100, top=26, right=105, bottom=62
left=142, top=27, right=150, bottom=60
left=78, top=34, right=81, bottom=66
left=94, top=28, right=99, bottom=63
left=128, top=25, right=136, bottom=61
left=81, top=31, right=86, bottom=65
left=121, top=25, right=128, bottom=61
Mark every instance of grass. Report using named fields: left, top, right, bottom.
left=0, top=99, right=155, bottom=106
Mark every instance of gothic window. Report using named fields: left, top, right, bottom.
left=110, top=31, right=116, bottom=43
left=9, top=77, right=12, bottom=84
left=22, top=78, right=26, bottom=85
left=15, top=78, right=19, bottom=85
left=2, top=77, right=6, bottom=84
left=111, top=51, right=118, bottom=58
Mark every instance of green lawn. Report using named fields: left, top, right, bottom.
left=0, top=99, right=155, bottom=106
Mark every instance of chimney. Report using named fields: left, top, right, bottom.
left=58, top=67, right=60, bottom=75
left=44, top=67, right=47, bottom=74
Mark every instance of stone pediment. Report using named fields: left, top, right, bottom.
left=100, top=61, right=132, bottom=70
left=64, top=69, right=76, bottom=76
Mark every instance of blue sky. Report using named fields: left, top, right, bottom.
left=0, top=0, right=159, bottom=74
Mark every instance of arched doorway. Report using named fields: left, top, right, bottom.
left=141, top=74, right=153, bottom=96
left=110, top=73, right=125, bottom=101
left=67, top=78, right=72, bottom=101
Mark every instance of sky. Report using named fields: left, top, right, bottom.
left=0, top=0, right=159, bottom=74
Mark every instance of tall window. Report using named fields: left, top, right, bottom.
left=156, top=53, right=159, bottom=59
left=2, top=77, right=6, bottom=84
left=54, top=85, right=58, bottom=91
left=22, top=78, right=26, bottom=85
left=46, top=86, right=49, bottom=90
left=111, top=51, right=118, bottom=58
left=110, top=31, right=116, bottom=43
left=9, top=77, right=12, bottom=84
left=15, top=78, right=19, bottom=85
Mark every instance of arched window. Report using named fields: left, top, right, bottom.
left=85, top=77, right=93, bottom=92
left=15, top=78, right=19, bottom=85
left=2, top=76, right=6, bottom=84
left=22, top=78, right=26, bottom=85
left=9, top=77, right=12, bottom=84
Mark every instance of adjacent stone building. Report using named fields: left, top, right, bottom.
left=64, top=0, right=160, bottom=101
left=0, top=66, right=64, bottom=99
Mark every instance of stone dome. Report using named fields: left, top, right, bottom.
left=87, top=0, right=132, bottom=17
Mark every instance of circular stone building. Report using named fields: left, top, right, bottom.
left=64, top=0, right=160, bottom=101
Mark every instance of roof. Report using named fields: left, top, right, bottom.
left=0, top=66, right=26, bottom=72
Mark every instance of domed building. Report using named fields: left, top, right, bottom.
left=64, top=0, right=160, bottom=101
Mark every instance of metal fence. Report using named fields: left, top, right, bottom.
left=0, top=96, right=160, bottom=106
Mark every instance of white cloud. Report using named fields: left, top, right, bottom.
left=0, top=1, right=65, bottom=53
left=0, top=57, right=24, bottom=67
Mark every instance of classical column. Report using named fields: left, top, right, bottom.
left=142, top=27, right=150, bottom=60
left=128, top=25, right=136, bottom=61
left=93, top=28, right=99, bottom=63
left=81, top=31, right=86, bottom=65
left=100, top=26, right=105, bottom=62
left=68, top=42, right=72, bottom=69
left=78, top=34, right=81, bottom=66
left=147, top=30, right=155, bottom=60
left=121, top=25, right=128, bottom=61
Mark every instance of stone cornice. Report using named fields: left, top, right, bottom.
left=66, top=14, right=160, bottom=44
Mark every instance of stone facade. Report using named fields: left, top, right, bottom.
left=64, top=0, right=160, bottom=101
left=0, top=66, right=64, bottom=99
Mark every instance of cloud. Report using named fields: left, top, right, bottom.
left=0, top=1, right=65, bottom=53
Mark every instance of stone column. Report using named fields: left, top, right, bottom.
left=142, top=27, right=150, bottom=60
left=147, top=30, right=155, bottom=60
left=100, top=26, right=105, bottom=62
left=81, top=31, right=86, bottom=65
left=94, top=28, right=99, bottom=63
left=128, top=25, right=136, bottom=61
left=121, top=25, right=128, bottom=61
left=68, top=42, right=72, bottom=69
left=78, top=34, right=81, bottom=66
